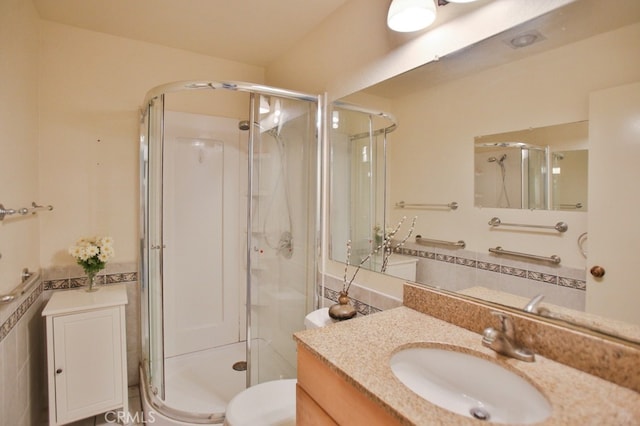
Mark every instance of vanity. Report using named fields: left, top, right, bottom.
left=43, top=285, right=129, bottom=425
left=294, top=285, right=640, bottom=425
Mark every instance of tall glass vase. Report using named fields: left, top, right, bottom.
left=86, top=271, right=99, bottom=292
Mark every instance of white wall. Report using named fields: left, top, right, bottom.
left=38, top=21, right=264, bottom=269
left=266, top=0, right=397, bottom=94
left=0, top=1, right=46, bottom=424
left=0, top=0, right=40, bottom=294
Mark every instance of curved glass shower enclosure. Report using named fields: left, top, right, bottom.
left=139, top=81, right=319, bottom=423
left=329, top=101, right=397, bottom=271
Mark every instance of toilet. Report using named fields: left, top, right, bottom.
left=224, top=308, right=335, bottom=426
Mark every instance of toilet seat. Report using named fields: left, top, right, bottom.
left=224, top=379, right=296, bottom=426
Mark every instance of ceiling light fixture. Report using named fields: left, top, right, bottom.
left=387, top=0, right=437, bottom=33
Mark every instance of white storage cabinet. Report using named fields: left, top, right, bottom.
left=43, top=285, right=128, bottom=425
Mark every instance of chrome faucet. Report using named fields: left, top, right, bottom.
left=523, top=294, right=550, bottom=316
left=482, top=312, right=535, bottom=362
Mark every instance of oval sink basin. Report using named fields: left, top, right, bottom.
left=390, top=347, right=551, bottom=424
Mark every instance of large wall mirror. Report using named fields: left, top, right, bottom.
left=329, top=0, right=640, bottom=344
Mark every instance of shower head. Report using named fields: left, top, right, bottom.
left=487, top=154, right=507, bottom=164
left=267, top=127, right=280, bottom=138
left=238, top=120, right=250, bottom=131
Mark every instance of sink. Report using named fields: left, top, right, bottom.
left=390, top=347, right=551, bottom=424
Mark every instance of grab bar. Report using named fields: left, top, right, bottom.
left=0, top=202, right=53, bottom=221
left=415, top=235, right=466, bottom=248
left=0, top=268, right=41, bottom=304
left=488, top=246, right=561, bottom=264
left=488, top=217, right=567, bottom=233
left=396, top=201, right=459, bottom=210
left=555, top=203, right=583, bottom=209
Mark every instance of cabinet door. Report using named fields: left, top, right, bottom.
left=53, top=307, right=124, bottom=424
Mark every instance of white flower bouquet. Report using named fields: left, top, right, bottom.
left=68, top=236, right=115, bottom=283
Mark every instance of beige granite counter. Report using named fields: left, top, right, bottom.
left=294, top=306, right=640, bottom=425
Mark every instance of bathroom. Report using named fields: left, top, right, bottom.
left=1, top=0, right=639, bottom=424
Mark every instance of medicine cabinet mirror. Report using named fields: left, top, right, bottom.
left=474, top=121, right=588, bottom=211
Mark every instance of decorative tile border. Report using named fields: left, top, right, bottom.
left=0, top=280, right=43, bottom=344
left=1, top=266, right=138, bottom=345
left=323, top=287, right=381, bottom=316
left=43, top=271, right=138, bottom=290
left=394, top=246, right=586, bottom=291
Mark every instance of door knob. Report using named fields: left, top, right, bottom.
left=590, top=265, right=605, bottom=278
left=56, top=368, right=63, bottom=374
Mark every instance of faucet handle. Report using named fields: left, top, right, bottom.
left=524, top=294, right=551, bottom=316
left=490, top=311, right=514, bottom=337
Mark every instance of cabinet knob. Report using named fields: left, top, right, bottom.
left=56, top=368, right=63, bottom=375
left=590, top=265, right=605, bottom=278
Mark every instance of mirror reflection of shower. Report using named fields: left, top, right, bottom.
left=474, top=121, right=588, bottom=211
left=474, top=141, right=548, bottom=209
left=329, top=102, right=397, bottom=267
left=487, top=153, right=511, bottom=208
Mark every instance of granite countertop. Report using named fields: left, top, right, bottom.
left=293, top=306, right=640, bottom=425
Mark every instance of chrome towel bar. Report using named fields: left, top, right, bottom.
left=0, top=268, right=41, bottom=304
left=0, top=202, right=53, bottom=221
left=489, top=246, right=561, bottom=264
left=416, top=235, right=466, bottom=248
left=555, top=203, right=583, bottom=210
left=488, top=217, right=567, bottom=233
left=396, top=201, right=458, bottom=210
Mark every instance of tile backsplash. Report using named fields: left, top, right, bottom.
left=393, top=240, right=586, bottom=311
left=0, top=262, right=140, bottom=425
left=321, top=273, right=402, bottom=316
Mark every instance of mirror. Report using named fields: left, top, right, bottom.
left=474, top=121, right=588, bottom=211
left=330, top=0, right=640, bottom=344
left=329, top=103, right=393, bottom=268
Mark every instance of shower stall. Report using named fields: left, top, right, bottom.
left=474, top=142, right=549, bottom=210
left=329, top=102, right=397, bottom=270
left=139, top=81, right=320, bottom=424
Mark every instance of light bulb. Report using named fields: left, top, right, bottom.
left=387, top=0, right=437, bottom=33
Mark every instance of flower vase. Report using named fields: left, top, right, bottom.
left=328, top=291, right=357, bottom=320
left=86, top=271, right=99, bottom=292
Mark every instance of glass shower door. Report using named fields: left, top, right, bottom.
left=248, top=94, right=318, bottom=385
left=141, top=94, right=166, bottom=398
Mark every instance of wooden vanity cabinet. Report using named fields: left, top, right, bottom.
left=296, top=344, right=401, bottom=426
left=43, top=285, right=128, bottom=425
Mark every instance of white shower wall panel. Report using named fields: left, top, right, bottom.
left=163, top=111, right=245, bottom=358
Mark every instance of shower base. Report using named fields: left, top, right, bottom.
left=141, top=342, right=246, bottom=425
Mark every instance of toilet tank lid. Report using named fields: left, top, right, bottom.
left=304, top=307, right=336, bottom=329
